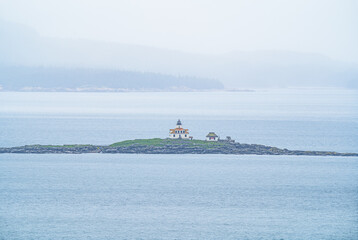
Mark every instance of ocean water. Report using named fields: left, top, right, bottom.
left=0, top=89, right=358, bottom=239
left=1, top=154, right=358, bottom=240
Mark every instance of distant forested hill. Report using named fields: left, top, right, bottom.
left=1, top=19, right=357, bottom=89
left=0, top=66, right=223, bottom=91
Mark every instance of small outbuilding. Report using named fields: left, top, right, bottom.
left=206, top=132, right=219, bottom=141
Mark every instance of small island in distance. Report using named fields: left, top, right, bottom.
left=0, top=138, right=357, bottom=156
left=1, top=120, right=357, bottom=156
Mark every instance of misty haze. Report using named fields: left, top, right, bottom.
left=0, top=1, right=357, bottom=240
left=0, top=0, right=358, bottom=91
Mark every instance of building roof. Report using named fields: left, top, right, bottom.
left=170, top=128, right=189, bottom=134
left=177, top=119, right=182, bottom=125
left=206, top=132, right=218, bottom=137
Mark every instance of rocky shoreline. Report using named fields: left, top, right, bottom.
left=0, top=139, right=357, bottom=156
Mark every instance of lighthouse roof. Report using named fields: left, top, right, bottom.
left=206, top=132, right=218, bottom=137
left=177, top=119, right=182, bottom=125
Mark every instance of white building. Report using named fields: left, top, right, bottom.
left=206, top=132, right=219, bottom=141
left=169, top=119, right=190, bottom=139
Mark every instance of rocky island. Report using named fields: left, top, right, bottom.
left=0, top=138, right=357, bottom=156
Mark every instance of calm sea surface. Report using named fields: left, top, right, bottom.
left=0, top=89, right=357, bottom=239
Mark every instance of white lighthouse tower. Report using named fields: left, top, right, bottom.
left=169, top=119, right=190, bottom=139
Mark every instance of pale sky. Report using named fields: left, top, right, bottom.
left=1, top=0, right=357, bottom=63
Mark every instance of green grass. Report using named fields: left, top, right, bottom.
left=109, top=138, right=166, bottom=147
left=28, top=144, right=92, bottom=148
left=25, top=139, right=227, bottom=149
left=109, top=138, right=226, bottom=147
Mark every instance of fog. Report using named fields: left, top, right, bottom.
left=0, top=0, right=357, bottom=89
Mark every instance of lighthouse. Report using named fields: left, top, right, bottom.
left=169, top=119, right=190, bottom=139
